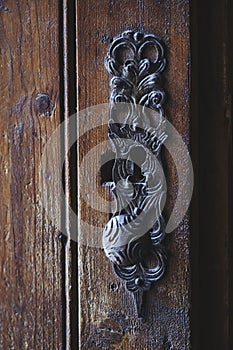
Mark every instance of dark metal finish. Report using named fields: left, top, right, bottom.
left=103, top=30, right=168, bottom=317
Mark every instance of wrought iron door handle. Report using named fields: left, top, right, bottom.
left=103, top=30, right=168, bottom=317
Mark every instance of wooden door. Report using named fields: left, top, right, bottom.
left=0, top=0, right=232, bottom=349
left=77, top=1, right=191, bottom=349
left=0, top=1, right=63, bottom=348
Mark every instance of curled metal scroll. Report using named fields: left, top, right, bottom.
left=103, top=30, right=168, bottom=317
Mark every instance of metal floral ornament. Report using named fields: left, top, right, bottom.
left=103, top=30, right=168, bottom=317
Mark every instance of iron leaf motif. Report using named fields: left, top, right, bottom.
left=103, top=30, right=168, bottom=317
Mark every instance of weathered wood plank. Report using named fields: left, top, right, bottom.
left=0, top=1, right=63, bottom=348
left=77, top=1, right=191, bottom=348
left=196, top=0, right=232, bottom=348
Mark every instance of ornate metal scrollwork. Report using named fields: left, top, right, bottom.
left=103, top=30, right=168, bottom=317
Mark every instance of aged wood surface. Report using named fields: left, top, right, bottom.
left=0, top=1, right=63, bottom=348
left=77, top=1, right=191, bottom=348
left=195, top=0, right=233, bottom=348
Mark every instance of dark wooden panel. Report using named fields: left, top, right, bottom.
left=195, top=0, right=232, bottom=348
left=0, top=1, right=63, bottom=348
left=77, top=1, right=191, bottom=348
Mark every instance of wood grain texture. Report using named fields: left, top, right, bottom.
left=0, top=1, right=63, bottom=348
left=77, top=1, right=191, bottom=348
